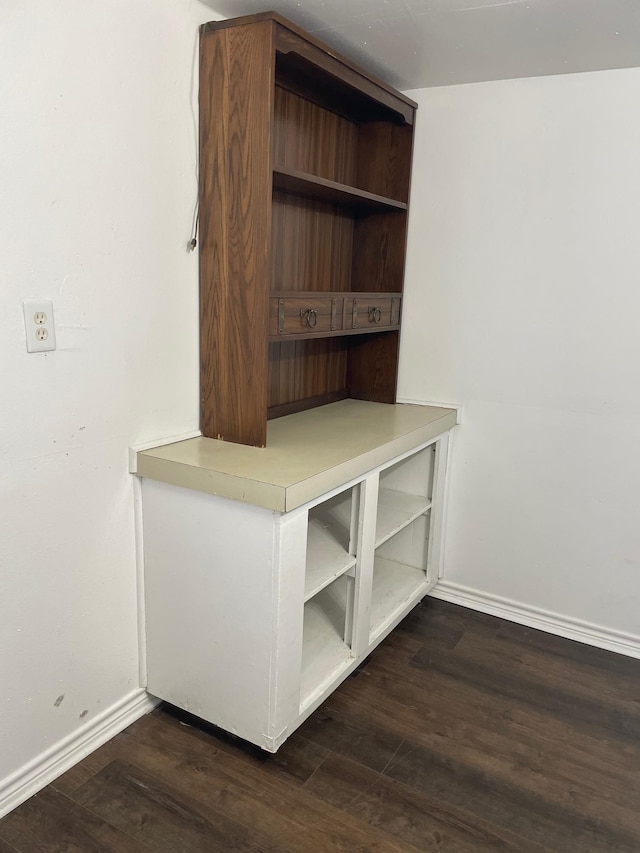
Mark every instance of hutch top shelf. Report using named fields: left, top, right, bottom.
left=200, top=12, right=417, bottom=125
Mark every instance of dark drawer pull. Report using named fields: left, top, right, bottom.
left=368, top=306, right=382, bottom=324
left=300, top=308, right=318, bottom=328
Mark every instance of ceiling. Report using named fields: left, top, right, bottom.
left=201, top=0, right=640, bottom=89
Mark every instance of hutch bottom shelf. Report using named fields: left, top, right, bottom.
left=134, top=400, right=456, bottom=751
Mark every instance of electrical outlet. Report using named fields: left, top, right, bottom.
left=23, top=299, right=56, bottom=352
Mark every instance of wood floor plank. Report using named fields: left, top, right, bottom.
left=401, top=597, right=501, bottom=641
left=157, top=705, right=330, bottom=788
left=454, top=621, right=640, bottom=706
left=348, top=652, right=640, bottom=776
left=332, top=650, right=640, bottom=823
left=77, top=712, right=419, bottom=853
left=295, top=703, right=405, bottom=773
left=0, top=839, right=20, bottom=853
left=0, top=787, right=150, bottom=853
left=73, top=759, right=284, bottom=853
left=355, top=627, right=425, bottom=672
left=304, top=751, right=550, bottom=852
left=394, top=602, right=468, bottom=649
left=495, top=618, right=640, bottom=678
left=425, top=600, right=640, bottom=688
left=410, top=631, right=640, bottom=744
left=51, top=749, right=115, bottom=796
left=384, top=738, right=640, bottom=853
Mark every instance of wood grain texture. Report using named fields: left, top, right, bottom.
left=199, top=14, right=416, bottom=442
left=270, top=294, right=342, bottom=337
left=73, top=713, right=414, bottom=852
left=275, top=24, right=415, bottom=125
left=268, top=292, right=401, bottom=340
left=202, top=13, right=418, bottom=120
left=0, top=788, right=149, bottom=852
left=199, top=22, right=274, bottom=446
left=273, top=86, right=357, bottom=185
left=351, top=212, right=408, bottom=294
left=271, top=193, right=353, bottom=293
left=74, top=759, right=283, bottom=853
left=350, top=296, right=395, bottom=330
left=267, top=390, right=350, bottom=420
left=200, top=12, right=417, bottom=120
left=356, top=122, right=414, bottom=203
left=3, top=598, right=640, bottom=852
left=304, top=752, right=548, bottom=852
left=273, top=167, right=407, bottom=212
left=348, top=331, right=400, bottom=403
left=267, top=338, right=348, bottom=411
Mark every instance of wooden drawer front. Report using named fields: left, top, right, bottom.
left=271, top=296, right=344, bottom=337
left=351, top=296, right=401, bottom=330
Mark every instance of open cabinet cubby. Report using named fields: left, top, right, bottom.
left=305, top=487, right=356, bottom=601
left=372, top=513, right=431, bottom=641
left=376, top=446, right=435, bottom=546
left=301, top=575, right=351, bottom=709
left=302, top=486, right=357, bottom=708
left=370, top=446, right=436, bottom=639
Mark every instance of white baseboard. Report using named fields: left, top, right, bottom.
left=0, top=689, right=159, bottom=819
left=430, top=580, right=640, bottom=660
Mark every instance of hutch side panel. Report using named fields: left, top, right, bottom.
left=199, top=21, right=275, bottom=446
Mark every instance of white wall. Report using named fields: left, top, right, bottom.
left=400, top=68, right=640, bottom=640
left=0, top=0, right=217, bottom=802
left=3, top=0, right=639, bottom=813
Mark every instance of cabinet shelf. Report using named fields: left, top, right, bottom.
left=305, top=519, right=356, bottom=602
left=375, top=488, right=431, bottom=548
left=273, top=166, right=407, bottom=213
left=301, top=577, right=351, bottom=709
left=370, top=556, right=428, bottom=641
left=305, top=490, right=355, bottom=602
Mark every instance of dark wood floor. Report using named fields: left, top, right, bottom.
left=2, top=598, right=640, bottom=852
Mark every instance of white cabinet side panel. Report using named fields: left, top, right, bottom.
left=428, top=433, right=450, bottom=582
left=269, top=509, right=307, bottom=740
left=142, top=479, right=277, bottom=744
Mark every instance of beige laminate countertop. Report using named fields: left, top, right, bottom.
left=136, top=400, right=456, bottom=512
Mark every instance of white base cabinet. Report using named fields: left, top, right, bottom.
left=137, top=401, right=454, bottom=751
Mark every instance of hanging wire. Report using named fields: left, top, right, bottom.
left=188, top=26, right=200, bottom=252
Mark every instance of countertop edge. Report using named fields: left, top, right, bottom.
left=136, top=456, right=287, bottom=512
left=284, top=409, right=456, bottom=511
left=135, top=403, right=457, bottom=513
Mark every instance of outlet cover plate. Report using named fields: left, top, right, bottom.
left=23, top=299, right=56, bottom=353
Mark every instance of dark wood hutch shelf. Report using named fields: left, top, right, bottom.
left=272, top=167, right=408, bottom=213
left=199, top=12, right=417, bottom=446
